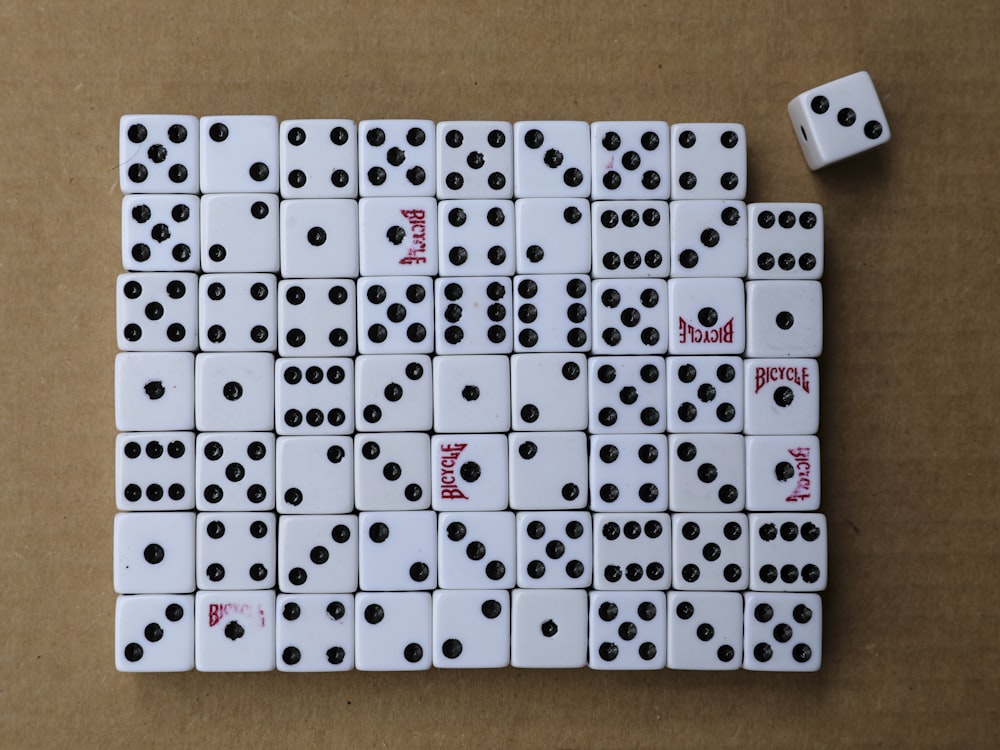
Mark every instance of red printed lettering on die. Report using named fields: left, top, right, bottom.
left=677, top=316, right=734, bottom=345
left=785, top=446, right=812, bottom=503
left=438, top=442, right=468, bottom=500
left=397, top=208, right=427, bottom=265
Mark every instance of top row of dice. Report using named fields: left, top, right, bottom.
left=119, top=117, right=746, bottom=201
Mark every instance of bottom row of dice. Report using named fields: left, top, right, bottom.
left=117, top=589, right=821, bottom=672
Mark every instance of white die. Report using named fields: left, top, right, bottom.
left=515, top=198, right=591, bottom=273
left=275, top=594, right=354, bottom=671
left=513, top=121, right=591, bottom=198
left=588, top=434, right=668, bottom=512
left=195, top=432, right=275, bottom=511
left=437, top=199, right=516, bottom=276
left=670, top=200, right=748, bottom=277
left=433, top=590, right=511, bottom=668
left=198, top=273, right=277, bottom=352
left=437, top=512, right=516, bottom=589
left=745, top=435, right=821, bottom=511
left=115, top=352, right=194, bottom=432
left=113, top=511, right=196, bottom=594
left=510, top=589, right=588, bottom=668
left=433, top=354, right=510, bottom=433
left=194, top=589, right=276, bottom=672
left=196, top=512, right=276, bottom=591
left=510, top=353, right=587, bottom=431
left=355, top=592, right=432, bottom=671
left=788, top=71, right=890, bottom=170
left=665, top=355, right=744, bottom=433
left=279, top=198, right=359, bottom=278
left=671, top=512, right=749, bottom=591
left=274, top=357, right=354, bottom=435
left=745, top=280, right=823, bottom=358
left=194, top=352, right=274, bottom=432
left=276, top=436, right=354, bottom=514
left=508, top=431, right=589, bottom=510
left=354, top=433, right=431, bottom=511
left=591, top=201, right=669, bottom=278
left=279, top=119, right=358, bottom=198
left=666, top=591, right=743, bottom=670
left=358, top=119, right=436, bottom=197
left=119, top=114, right=199, bottom=194
left=746, top=203, right=824, bottom=279
left=588, top=591, right=667, bottom=670
left=359, top=197, right=438, bottom=275
left=743, top=358, right=819, bottom=435
left=278, top=279, right=357, bottom=357
left=115, top=594, right=194, bottom=672
left=358, top=511, right=437, bottom=591
left=116, top=432, right=195, bottom=511
left=669, top=123, right=747, bottom=200
left=749, top=513, right=828, bottom=592
left=667, top=278, right=746, bottom=355
left=435, top=277, right=513, bottom=355
left=436, top=121, right=514, bottom=199
left=743, top=592, right=822, bottom=671
left=277, top=515, right=359, bottom=594
left=513, top=274, right=592, bottom=353
left=588, top=356, right=667, bottom=433
left=122, top=194, right=200, bottom=271
left=200, top=194, right=279, bottom=272
left=199, top=115, right=279, bottom=193
left=668, top=434, right=746, bottom=512
left=516, top=510, right=593, bottom=588
left=592, top=513, right=670, bottom=591
left=117, top=273, right=198, bottom=351
left=355, top=354, right=433, bottom=432
left=590, top=121, right=670, bottom=200
left=357, top=276, right=434, bottom=354
left=431, top=434, right=508, bottom=511
left=591, top=278, right=669, bottom=355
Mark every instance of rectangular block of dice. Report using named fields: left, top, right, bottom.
left=116, top=432, right=195, bottom=511
left=116, top=594, right=195, bottom=672
left=115, top=352, right=194, bottom=432
left=668, top=278, right=746, bottom=355
left=745, top=435, right=821, bottom=511
left=588, top=591, right=666, bottom=669
left=743, top=358, right=819, bottom=435
left=436, top=121, right=514, bottom=199
left=431, top=433, right=508, bottom=511
left=279, top=198, right=359, bottom=279
left=122, top=194, right=200, bottom=272
left=433, top=590, right=511, bottom=668
left=591, top=121, right=670, bottom=200
left=275, top=593, right=354, bottom=671
left=669, top=200, right=747, bottom=277
left=788, top=71, right=890, bottom=170
left=358, top=119, right=436, bottom=197
left=591, top=201, right=669, bottom=278
left=194, top=589, right=276, bottom=672
left=746, top=203, right=823, bottom=279
left=743, top=592, right=822, bottom=671
left=746, top=280, right=823, bottom=358
left=113, top=511, right=196, bottom=594
left=437, top=199, right=515, bottom=276
left=120, top=114, right=199, bottom=194
left=749, top=513, right=827, bottom=591
left=359, top=197, right=438, bottom=275
left=669, top=123, right=746, bottom=200
left=666, top=591, right=742, bottom=670
left=513, top=121, right=591, bottom=198
left=279, top=119, right=358, bottom=198
left=588, top=434, right=668, bottom=512
left=515, top=198, right=591, bottom=274
left=508, top=431, right=589, bottom=510
left=199, top=115, right=279, bottom=194
left=354, top=433, right=431, bottom=511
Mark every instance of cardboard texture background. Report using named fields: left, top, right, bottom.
left=0, top=1, right=997, bottom=747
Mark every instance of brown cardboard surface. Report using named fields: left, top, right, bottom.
left=1, top=0, right=997, bottom=747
